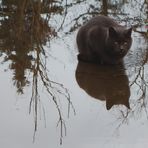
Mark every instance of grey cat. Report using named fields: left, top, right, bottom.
left=76, top=15, right=132, bottom=64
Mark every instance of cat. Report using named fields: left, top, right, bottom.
left=75, top=61, right=130, bottom=110
left=76, top=15, right=132, bottom=64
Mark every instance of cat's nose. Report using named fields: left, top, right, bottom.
left=120, top=46, right=125, bottom=53
left=119, top=48, right=125, bottom=55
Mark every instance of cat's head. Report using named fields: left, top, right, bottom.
left=106, top=27, right=132, bottom=59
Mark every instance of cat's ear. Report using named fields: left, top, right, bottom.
left=106, top=100, right=114, bottom=110
left=109, top=27, right=117, bottom=38
left=126, top=27, right=132, bottom=38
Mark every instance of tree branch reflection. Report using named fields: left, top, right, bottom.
left=0, top=0, right=148, bottom=144
left=0, top=0, right=75, bottom=144
left=60, top=0, right=147, bottom=35
left=114, top=37, right=148, bottom=130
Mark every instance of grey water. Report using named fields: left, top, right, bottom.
left=0, top=0, right=148, bottom=148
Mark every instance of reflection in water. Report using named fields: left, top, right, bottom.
left=70, top=0, right=147, bottom=130
left=0, top=0, right=75, bottom=144
left=0, top=0, right=57, bottom=94
left=0, top=0, right=148, bottom=146
left=76, top=61, right=130, bottom=110
left=127, top=44, right=148, bottom=113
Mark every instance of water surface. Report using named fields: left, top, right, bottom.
left=0, top=0, right=148, bottom=148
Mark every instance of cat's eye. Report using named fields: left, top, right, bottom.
left=124, top=41, right=128, bottom=45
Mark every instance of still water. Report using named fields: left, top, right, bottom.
left=0, top=0, right=148, bottom=148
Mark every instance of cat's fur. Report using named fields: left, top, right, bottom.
left=76, top=15, right=132, bottom=64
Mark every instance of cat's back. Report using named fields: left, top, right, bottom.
left=81, top=15, right=118, bottom=29
left=77, top=15, right=119, bottom=43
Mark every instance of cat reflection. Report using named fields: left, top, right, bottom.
left=75, top=62, right=130, bottom=110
